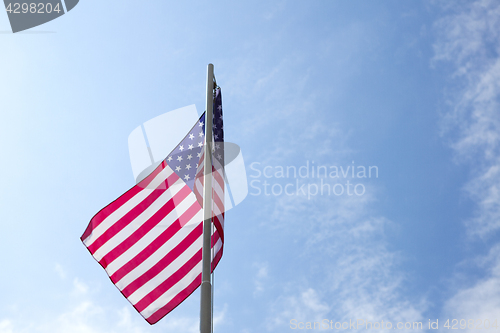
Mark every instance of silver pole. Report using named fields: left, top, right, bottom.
left=200, top=63, right=214, bottom=333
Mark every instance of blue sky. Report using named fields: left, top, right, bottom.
left=1, top=0, right=500, bottom=332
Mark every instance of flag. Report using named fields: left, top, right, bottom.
left=81, top=88, right=224, bottom=325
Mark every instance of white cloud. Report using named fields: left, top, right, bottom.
left=54, top=263, right=66, bottom=280
left=434, top=0, right=500, bottom=325
left=53, top=301, right=107, bottom=333
left=266, top=288, right=330, bottom=329
left=253, top=262, right=269, bottom=296
left=242, top=54, right=427, bottom=329
left=0, top=320, right=14, bottom=333
left=262, top=181, right=425, bottom=331
left=464, top=162, right=500, bottom=237
left=72, top=278, right=89, bottom=296
left=213, top=305, right=227, bottom=329
left=443, top=245, right=500, bottom=331
left=1, top=297, right=200, bottom=333
left=0, top=270, right=215, bottom=333
left=157, top=315, right=199, bottom=333
left=0, top=291, right=228, bottom=333
left=434, top=0, right=500, bottom=238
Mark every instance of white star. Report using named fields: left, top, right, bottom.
left=179, top=145, right=184, bottom=151
left=177, top=156, right=183, bottom=162
left=218, top=105, right=222, bottom=110
left=198, top=142, right=203, bottom=148
left=184, top=174, right=191, bottom=181
left=189, top=134, right=194, bottom=140
left=197, top=152, right=202, bottom=158
left=188, top=144, right=194, bottom=150
left=187, top=154, right=193, bottom=160
left=215, top=143, right=220, bottom=150
left=175, top=166, right=181, bottom=172
left=214, top=134, right=219, bottom=140
left=213, top=124, right=217, bottom=129
left=186, top=164, right=192, bottom=170
left=199, top=132, right=204, bottom=137
left=199, top=121, right=204, bottom=127
left=217, top=154, right=222, bottom=160
left=167, top=156, right=173, bottom=162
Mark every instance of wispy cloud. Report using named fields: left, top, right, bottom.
left=0, top=319, right=14, bottom=333
left=443, top=245, right=500, bottom=331
left=71, top=278, right=89, bottom=296
left=255, top=118, right=425, bottom=329
left=253, top=262, right=269, bottom=296
left=0, top=271, right=221, bottom=333
left=433, top=0, right=500, bottom=323
left=266, top=288, right=330, bottom=329
left=237, top=42, right=428, bottom=328
left=434, top=0, right=500, bottom=238
left=264, top=191, right=425, bottom=331
left=54, top=263, right=66, bottom=280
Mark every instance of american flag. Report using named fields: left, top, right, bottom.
left=81, top=88, right=225, bottom=325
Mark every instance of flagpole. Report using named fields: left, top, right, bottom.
left=200, top=63, right=214, bottom=333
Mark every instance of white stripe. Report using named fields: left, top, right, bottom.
left=127, top=234, right=203, bottom=304
left=140, top=261, right=202, bottom=319
left=92, top=177, right=186, bottom=261
left=83, top=166, right=174, bottom=247
left=105, top=192, right=201, bottom=276
left=116, top=210, right=202, bottom=289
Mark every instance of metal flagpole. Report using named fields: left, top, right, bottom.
left=200, top=63, right=214, bottom=333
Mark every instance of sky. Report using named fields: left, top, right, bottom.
left=1, top=0, right=500, bottom=332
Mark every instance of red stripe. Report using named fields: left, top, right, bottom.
left=88, top=171, right=180, bottom=255
left=134, top=248, right=203, bottom=312
left=121, top=223, right=203, bottom=297
left=81, top=162, right=166, bottom=241
left=211, top=229, right=220, bottom=247
left=144, top=273, right=202, bottom=324
left=110, top=200, right=202, bottom=283
left=99, top=184, right=192, bottom=268
left=212, top=214, right=224, bottom=244
left=211, top=246, right=223, bottom=272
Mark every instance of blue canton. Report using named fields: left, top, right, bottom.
left=165, top=113, right=206, bottom=190
left=213, top=88, right=224, bottom=166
